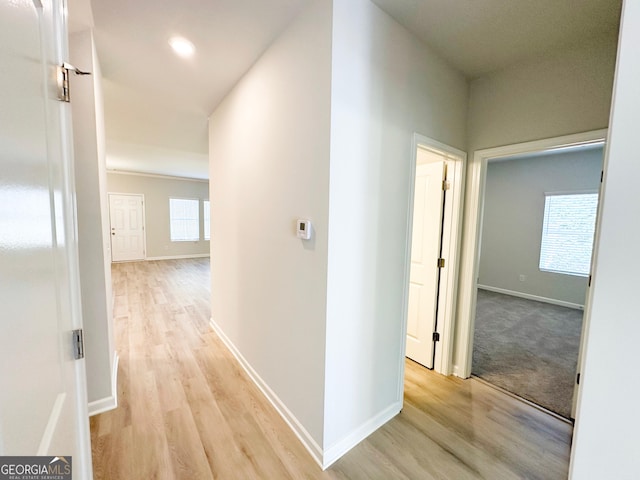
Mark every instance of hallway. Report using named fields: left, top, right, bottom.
left=90, top=259, right=572, bottom=479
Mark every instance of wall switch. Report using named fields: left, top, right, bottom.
left=519, top=274, right=526, bottom=282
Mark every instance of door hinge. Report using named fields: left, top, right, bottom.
left=442, top=180, right=450, bottom=191
left=437, top=258, right=445, bottom=268
left=576, top=373, right=581, bottom=385
left=56, top=63, right=92, bottom=102
left=432, top=332, right=440, bottom=342
left=588, top=275, right=592, bottom=287
left=600, top=170, right=604, bottom=183
left=72, top=329, right=84, bottom=360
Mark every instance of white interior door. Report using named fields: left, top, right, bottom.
left=0, top=0, right=92, bottom=477
left=109, top=194, right=145, bottom=261
left=406, top=161, right=446, bottom=368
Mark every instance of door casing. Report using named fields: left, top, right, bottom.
left=454, top=129, right=608, bottom=412
left=399, top=134, right=466, bottom=396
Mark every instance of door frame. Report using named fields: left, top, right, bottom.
left=108, top=192, right=147, bottom=262
left=455, top=129, right=608, bottom=383
left=399, top=133, right=466, bottom=387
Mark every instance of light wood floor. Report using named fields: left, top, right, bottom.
left=90, top=259, right=572, bottom=479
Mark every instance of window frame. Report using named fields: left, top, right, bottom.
left=203, top=200, right=210, bottom=241
left=538, top=190, right=599, bottom=277
left=169, top=197, right=201, bottom=242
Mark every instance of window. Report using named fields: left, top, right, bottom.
left=539, top=192, right=598, bottom=276
left=169, top=198, right=199, bottom=241
left=203, top=200, right=210, bottom=240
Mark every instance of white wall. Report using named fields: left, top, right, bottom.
left=107, top=141, right=208, bottom=180
left=323, top=0, right=468, bottom=460
left=467, top=39, right=618, bottom=153
left=570, top=1, right=640, bottom=476
left=479, top=147, right=603, bottom=306
left=70, top=30, right=116, bottom=409
left=106, top=172, right=209, bottom=259
left=208, top=0, right=468, bottom=465
left=208, top=0, right=332, bottom=456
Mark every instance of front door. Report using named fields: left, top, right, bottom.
left=109, top=193, right=145, bottom=261
left=0, top=0, right=92, bottom=476
left=406, top=161, right=446, bottom=368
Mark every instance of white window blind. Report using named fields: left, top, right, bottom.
left=169, top=198, right=199, bottom=241
left=203, top=200, right=210, bottom=240
left=539, top=192, right=598, bottom=276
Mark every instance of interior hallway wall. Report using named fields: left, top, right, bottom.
left=207, top=0, right=469, bottom=466
left=324, top=0, right=468, bottom=459
left=570, top=1, right=640, bottom=475
left=208, top=0, right=332, bottom=455
left=70, top=29, right=116, bottom=410
left=466, top=39, right=618, bottom=154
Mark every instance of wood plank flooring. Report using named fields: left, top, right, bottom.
left=91, top=259, right=572, bottom=479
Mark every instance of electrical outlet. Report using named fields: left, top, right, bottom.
left=519, top=274, right=526, bottom=282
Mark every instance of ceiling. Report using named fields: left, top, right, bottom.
left=73, top=0, right=621, bottom=179
left=77, top=0, right=312, bottom=179
left=371, top=0, right=621, bottom=79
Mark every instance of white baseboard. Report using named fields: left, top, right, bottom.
left=146, top=253, right=210, bottom=261
left=88, top=353, right=119, bottom=417
left=322, top=401, right=401, bottom=470
left=209, top=318, right=324, bottom=467
left=477, top=285, right=584, bottom=310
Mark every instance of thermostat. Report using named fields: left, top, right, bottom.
left=296, top=219, right=312, bottom=240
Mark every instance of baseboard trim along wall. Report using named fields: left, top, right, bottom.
left=209, top=318, right=402, bottom=470
left=209, top=318, right=324, bottom=467
left=88, top=353, right=119, bottom=417
left=478, top=285, right=584, bottom=310
left=146, top=254, right=210, bottom=261
left=322, top=401, right=402, bottom=469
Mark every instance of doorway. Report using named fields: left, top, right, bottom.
left=456, top=129, right=608, bottom=417
left=403, top=134, right=465, bottom=374
left=472, top=143, right=604, bottom=418
left=108, top=193, right=146, bottom=262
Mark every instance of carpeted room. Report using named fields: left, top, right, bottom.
left=472, top=144, right=604, bottom=419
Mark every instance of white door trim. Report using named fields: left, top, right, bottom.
left=398, top=134, right=466, bottom=396
left=454, top=129, right=608, bottom=381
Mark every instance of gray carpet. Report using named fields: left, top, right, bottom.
left=472, top=289, right=583, bottom=419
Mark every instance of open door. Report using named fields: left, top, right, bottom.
left=406, top=160, right=446, bottom=368
left=0, top=0, right=92, bottom=477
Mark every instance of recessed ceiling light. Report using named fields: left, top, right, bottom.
left=169, top=36, right=195, bottom=58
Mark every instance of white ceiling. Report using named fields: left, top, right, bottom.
left=77, top=0, right=621, bottom=179
left=85, top=0, right=312, bottom=178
